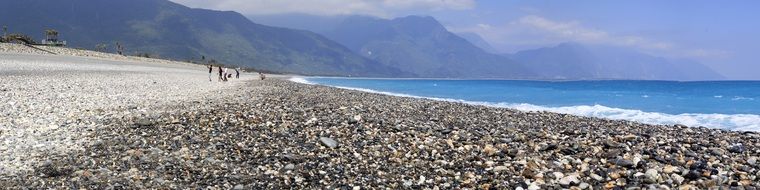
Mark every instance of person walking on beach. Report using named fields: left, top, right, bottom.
left=235, top=68, right=240, bottom=79
left=223, top=68, right=229, bottom=81
left=207, top=64, right=213, bottom=82
left=218, top=66, right=223, bottom=82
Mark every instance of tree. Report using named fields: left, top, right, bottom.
left=45, top=29, right=58, bottom=39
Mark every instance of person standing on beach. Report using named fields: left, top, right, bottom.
left=207, top=64, right=213, bottom=82
left=235, top=68, right=240, bottom=79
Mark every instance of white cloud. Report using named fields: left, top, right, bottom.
left=516, top=15, right=673, bottom=51
left=476, top=23, right=491, bottom=30
left=453, top=15, right=728, bottom=59
left=170, top=0, right=474, bottom=18
left=382, top=0, right=474, bottom=10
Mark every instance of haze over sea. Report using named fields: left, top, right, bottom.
left=292, top=77, right=760, bottom=131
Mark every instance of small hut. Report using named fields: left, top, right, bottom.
left=41, top=29, right=66, bottom=46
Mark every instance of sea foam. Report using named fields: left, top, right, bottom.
left=288, top=77, right=315, bottom=85
left=290, top=77, right=760, bottom=131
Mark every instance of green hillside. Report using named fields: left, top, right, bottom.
left=0, top=0, right=406, bottom=77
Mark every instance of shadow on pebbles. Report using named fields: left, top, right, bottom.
left=2, top=79, right=759, bottom=189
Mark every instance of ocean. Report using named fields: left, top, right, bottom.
left=291, top=77, right=760, bottom=131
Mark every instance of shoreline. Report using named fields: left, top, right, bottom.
left=1, top=44, right=759, bottom=188
left=290, top=77, right=760, bottom=132
left=292, top=75, right=759, bottom=82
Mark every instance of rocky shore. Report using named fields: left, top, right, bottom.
left=0, top=43, right=193, bottom=65
left=1, top=44, right=247, bottom=180
left=1, top=44, right=759, bottom=189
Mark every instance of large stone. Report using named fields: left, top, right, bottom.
left=579, top=182, right=589, bottom=189
left=283, top=164, right=295, bottom=170
left=623, top=134, right=638, bottom=141
left=135, top=118, right=153, bottom=126
left=527, top=183, right=541, bottom=190
left=644, top=169, right=659, bottom=183
left=708, top=148, right=725, bottom=155
left=684, top=170, right=701, bottom=180
left=671, top=173, right=685, bottom=185
left=319, top=137, right=338, bottom=148
left=728, top=144, right=745, bottom=153
left=559, top=174, right=580, bottom=187
left=590, top=173, right=604, bottom=181
left=613, top=159, right=635, bottom=168
left=493, top=166, right=509, bottom=172
left=483, top=144, right=499, bottom=156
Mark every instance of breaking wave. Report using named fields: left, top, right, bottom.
left=290, top=77, right=760, bottom=131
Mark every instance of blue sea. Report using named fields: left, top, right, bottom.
left=291, top=77, right=760, bottom=131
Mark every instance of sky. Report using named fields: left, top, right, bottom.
left=170, top=0, right=760, bottom=80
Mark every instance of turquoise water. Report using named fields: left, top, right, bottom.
left=292, top=77, right=760, bottom=131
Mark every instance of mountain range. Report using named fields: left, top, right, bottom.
left=455, top=32, right=499, bottom=54
left=0, top=0, right=406, bottom=77
left=1, top=0, right=723, bottom=80
left=509, top=42, right=723, bottom=80
left=254, top=14, right=722, bottom=80
left=322, top=16, right=531, bottom=78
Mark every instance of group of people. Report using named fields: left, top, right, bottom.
left=207, top=64, right=266, bottom=82
left=208, top=64, right=239, bottom=82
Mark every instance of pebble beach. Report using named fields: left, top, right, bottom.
left=1, top=43, right=759, bottom=189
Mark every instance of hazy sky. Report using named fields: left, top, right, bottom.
left=170, top=0, right=760, bottom=79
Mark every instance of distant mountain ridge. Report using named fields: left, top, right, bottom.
left=0, top=0, right=407, bottom=77
left=323, top=15, right=532, bottom=78
left=250, top=13, right=721, bottom=80
left=246, top=13, right=349, bottom=34
left=456, top=32, right=499, bottom=53
left=510, top=42, right=724, bottom=80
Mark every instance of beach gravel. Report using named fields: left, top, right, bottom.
left=1, top=43, right=244, bottom=177
left=1, top=43, right=759, bottom=189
